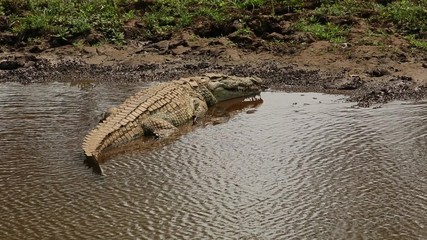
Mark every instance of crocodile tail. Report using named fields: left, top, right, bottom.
left=84, top=154, right=104, bottom=175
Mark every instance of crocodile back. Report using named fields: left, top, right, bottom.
left=82, top=81, right=196, bottom=162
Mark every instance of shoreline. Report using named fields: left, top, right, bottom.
left=1, top=31, right=426, bottom=107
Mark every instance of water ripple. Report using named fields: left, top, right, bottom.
left=1, top=83, right=427, bottom=239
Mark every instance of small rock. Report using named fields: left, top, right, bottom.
left=85, top=33, right=103, bottom=45
left=24, top=61, right=36, bottom=68
left=171, top=46, right=190, bottom=55
left=341, top=42, right=351, bottom=49
left=367, top=68, right=390, bottom=77
left=232, top=20, right=244, bottom=31
left=338, top=75, right=364, bottom=90
left=228, top=33, right=258, bottom=49
left=399, top=75, right=413, bottom=81
left=0, top=60, right=24, bottom=70
left=266, top=32, right=285, bottom=41
left=246, top=109, right=257, bottom=114
left=29, top=46, right=44, bottom=53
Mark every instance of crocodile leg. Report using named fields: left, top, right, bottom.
left=192, top=97, right=208, bottom=124
left=99, top=106, right=118, bottom=123
left=141, top=117, right=178, bottom=138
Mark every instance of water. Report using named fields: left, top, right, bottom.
left=1, top=82, right=427, bottom=239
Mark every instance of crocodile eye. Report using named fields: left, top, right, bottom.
left=187, top=78, right=199, bottom=87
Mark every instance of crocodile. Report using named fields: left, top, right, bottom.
left=82, top=73, right=263, bottom=174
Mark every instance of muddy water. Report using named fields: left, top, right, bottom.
left=1, top=82, right=427, bottom=239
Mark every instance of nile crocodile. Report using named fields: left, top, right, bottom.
left=83, top=73, right=263, bottom=174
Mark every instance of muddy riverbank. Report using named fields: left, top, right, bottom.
left=1, top=30, right=426, bottom=107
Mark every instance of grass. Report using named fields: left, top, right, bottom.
left=0, top=0, right=426, bottom=49
left=314, top=0, right=382, bottom=17
left=407, top=35, right=427, bottom=51
left=143, top=0, right=229, bottom=35
left=2, top=0, right=133, bottom=44
left=235, top=26, right=254, bottom=36
left=378, top=0, right=427, bottom=34
left=294, top=18, right=348, bottom=43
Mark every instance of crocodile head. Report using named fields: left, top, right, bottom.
left=203, top=73, right=264, bottom=102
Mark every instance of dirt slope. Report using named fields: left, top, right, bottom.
left=0, top=23, right=426, bottom=107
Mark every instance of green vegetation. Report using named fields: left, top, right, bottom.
left=378, top=0, right=427, bottom=33
left=235, top=26, right=254, bottom=36
left=314, top=0, right=382, bottom=17
left=143, top=0, right=229, bottom=35
left=1, top=0, right=134, bottom=44
left=407, top=35, right=427, bottom=51
left=0, top=0, right=426, bottom=50
left=294, top=18, right=348, bottom=43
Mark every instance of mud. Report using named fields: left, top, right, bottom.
left=1, top=26, right=426, bottom=107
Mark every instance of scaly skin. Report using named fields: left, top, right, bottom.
left=82, top=73, right=263, bottom=174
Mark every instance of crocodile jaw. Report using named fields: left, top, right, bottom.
left=207, top=76, right=263, bottom=101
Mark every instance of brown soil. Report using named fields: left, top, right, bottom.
left=1, top=17, right=426, bottom=107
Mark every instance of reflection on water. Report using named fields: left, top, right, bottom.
left=94, top=95, right=264, bottom=169
left=0, top=82, right=427, bottom=239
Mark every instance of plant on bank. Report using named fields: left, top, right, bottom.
left=0, top=0, right=426, bottom=49
left=2, top=0, right=134, bottom=44
left=294, top=17, right=349, bottom=43
left=378, top=0, right=427, bottom=34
